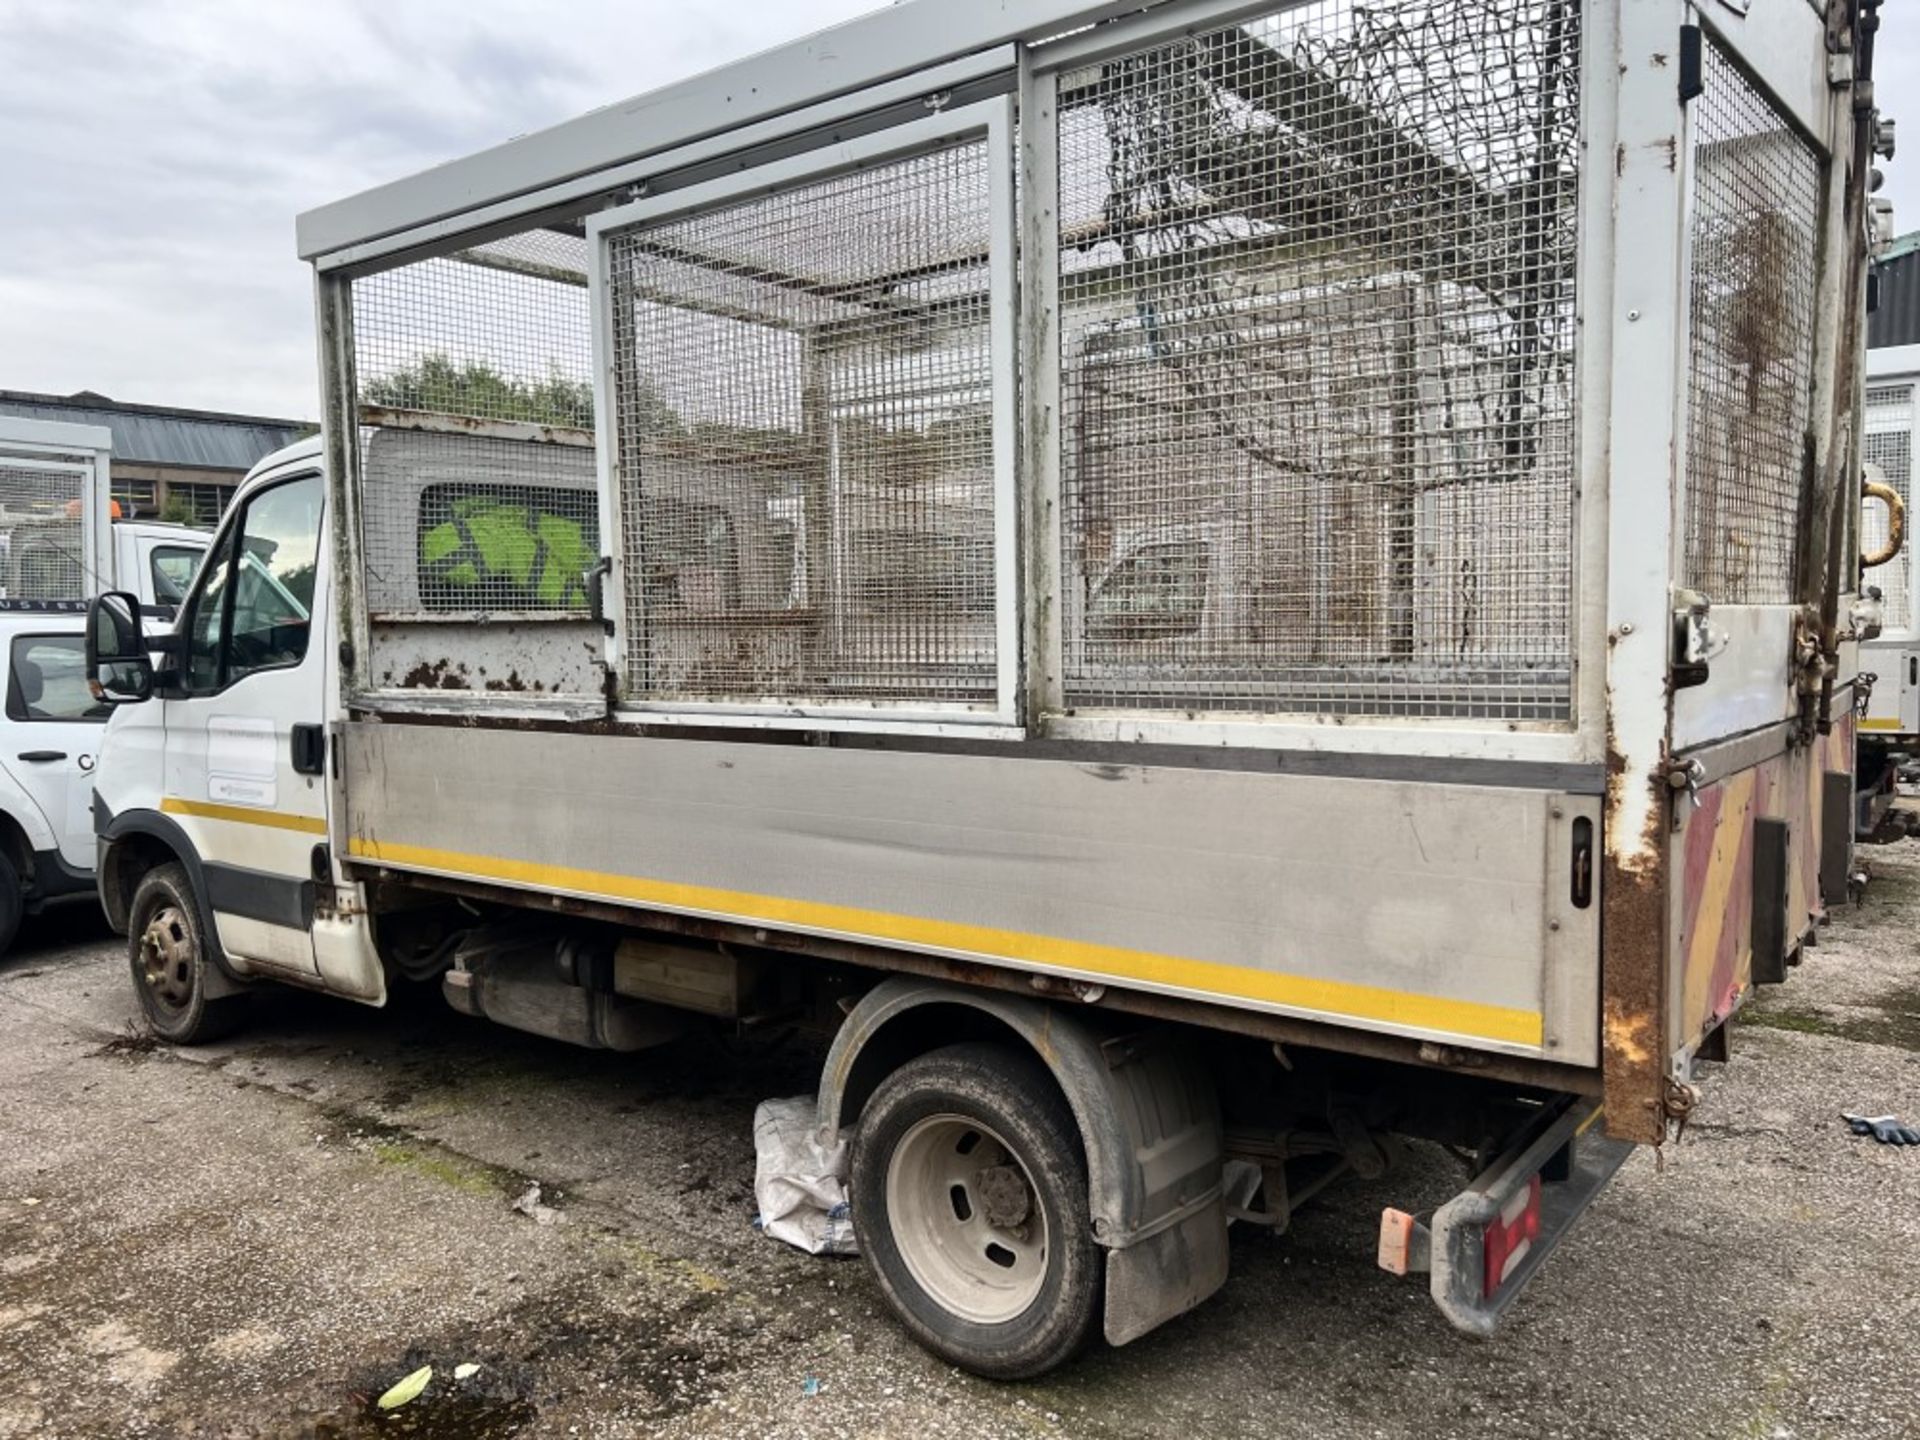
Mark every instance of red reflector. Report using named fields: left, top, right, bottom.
left=1482, top=1174, right=1542, bottom=1299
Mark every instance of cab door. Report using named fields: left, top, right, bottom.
left=135, top=535, right=209, bottom=614
left=2, top=628, right=108, bottom=870
left=161, top=470, right=328, bottom=975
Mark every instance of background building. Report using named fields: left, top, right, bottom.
left=0, top=389, right=311, bottom=524
left=1870, top=232, right=1920, bottom=349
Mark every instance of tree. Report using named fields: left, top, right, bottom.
left=361, top=352, right=603, bottom=430
left=158, top=493, right=198, bottom=526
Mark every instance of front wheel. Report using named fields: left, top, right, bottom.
left=851, top=1042, right=1102, bottom=1379
left=128, top=863, right=248, bottom=1044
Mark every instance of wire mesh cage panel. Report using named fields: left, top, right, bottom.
left=602, top=137, right=1001, bottom=711
left=0, top=462, right=89, bottom=600
left=1681, top=36, right=1822, bottom=607
left=351, top=227, right=598, bottom=620
left=1053, top=0, right=1581, bottom=721
left=1864, top=382, right=1914, bottom=633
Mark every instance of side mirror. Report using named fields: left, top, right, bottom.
left=86, top=591, right=154, bottom=705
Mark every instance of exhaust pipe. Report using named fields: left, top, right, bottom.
left=443, top=927, right=685, bottom=1052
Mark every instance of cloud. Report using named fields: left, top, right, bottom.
left=0, top=0, right=878, bottom=416
left=4, top=0, right=1916, bottom=419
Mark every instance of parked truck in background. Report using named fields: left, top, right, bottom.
left=0, top=416, right=210, bottom=951
left=1858, top=339, right=1920, bottom=837
left=86, top=0, right=1896, bottom=1376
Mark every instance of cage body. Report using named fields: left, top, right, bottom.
left=0, top=417, right=114, bottom=605
left=301, top=0, right=1869, bottom=1142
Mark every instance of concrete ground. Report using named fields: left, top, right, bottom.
left=2, top=848, right=1918, bottom=1440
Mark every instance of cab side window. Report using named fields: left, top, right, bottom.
left=181, top=475, right=323, bottom=694
left=183, top=529, right=236, bottom=692
left=6, top=635, right=110, bottom=722
left=150, top=545, right=203, bottom=606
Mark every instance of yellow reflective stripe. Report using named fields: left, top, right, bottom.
left=161, top=797, right=328, bottom=836
left=1859, top=718, right=1902, bottom=732
left=347, top=834, right=1544, bottom=1048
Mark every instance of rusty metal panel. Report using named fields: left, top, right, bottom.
left=1671, top=758, right=1774, bottom=1055
left=1666, top=714, right=1855, bottom=1066
left=1598, top=0, right=1685, bottom=1147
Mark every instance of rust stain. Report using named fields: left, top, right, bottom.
left=399, top=659, right=470, bottom=691
left=1600, top=739, right=1671, bottom=1147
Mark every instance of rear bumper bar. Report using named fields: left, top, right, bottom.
left=1381, top=1097, right=1633, bottom=1336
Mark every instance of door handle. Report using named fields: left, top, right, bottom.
left=291, top=723, right=326, bottom=777
left=17, top=751, right=66, bottom=763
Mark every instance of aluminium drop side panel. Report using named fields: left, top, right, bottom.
left=339, top=720, right=1602, bottom=1066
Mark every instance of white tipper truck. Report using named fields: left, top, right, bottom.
left=0, top=416, right=210, bottom=951
left=85, top=0, right=1894, bottom=1377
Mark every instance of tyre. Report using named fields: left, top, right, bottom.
left=0, top=852, right=22, bottom=959
left=851, top=1042, right=1102, bottom=1379
left=128, top=863, right=247, bottom=1044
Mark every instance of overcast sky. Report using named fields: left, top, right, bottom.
left=1, top=0, right=1915, bottom=422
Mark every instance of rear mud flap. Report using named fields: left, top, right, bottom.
left=1104, top=1194, right=1229, bottom=1346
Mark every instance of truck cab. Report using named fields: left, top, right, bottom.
left=90, top=438, right=386, bottom=1034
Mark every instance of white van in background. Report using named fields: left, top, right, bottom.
left=0, top=416, right=211, bottom=951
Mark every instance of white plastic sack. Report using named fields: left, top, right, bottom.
left=752, top=1096, right=857, bottom=1256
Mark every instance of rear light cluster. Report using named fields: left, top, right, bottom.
left=1482, top=1173, right=1542, bottom=1298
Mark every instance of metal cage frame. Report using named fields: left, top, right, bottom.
left=586, top=98, right=1022, bottom=731
left=305, top=0, right=1853, bottom=767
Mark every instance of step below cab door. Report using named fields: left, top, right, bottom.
left=161, top=469, right=327, bottom=975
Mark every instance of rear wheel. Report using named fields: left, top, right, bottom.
left=851, top=1042, right=1102, bottom=1379
left=128, top=863, right=247, bottom=1044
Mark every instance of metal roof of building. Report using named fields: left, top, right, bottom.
left=0, top=390, right=311, bottom=473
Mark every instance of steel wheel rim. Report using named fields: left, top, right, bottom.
left=138, top=904, right=195, bottom=1012
left=884, top=1113, right=1049, bottom=1325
